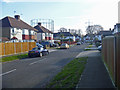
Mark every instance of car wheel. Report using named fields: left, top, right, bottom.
left=28, top=55, right=31, bottom=58
left=39, top=52, right=42, bottom=57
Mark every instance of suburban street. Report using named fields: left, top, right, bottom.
left=2, top=44, right=87, bottom=88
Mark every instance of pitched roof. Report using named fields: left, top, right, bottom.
left=84, top=34, right=95, bottom=37
left=0, top=37, right=9, bottom=41
left=97, top=31, right=113, bottom=36
left=54, top=32, right=74, bottom=37
left=34, top=25, right=53, bottom=33
left=0, top=16, right=38, bottom=31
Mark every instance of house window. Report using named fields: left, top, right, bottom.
left=22, top=29, right=25, bottom=34
left=12, top=28, right=14, bottom=33
left=29, top=30, right=31, bottom=35
left=33, top=32, right=34, bottom=35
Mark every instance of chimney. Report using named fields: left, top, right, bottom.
left=14, top=15, right=20, bottom=20
left=109, top=28, right=111, bottom=31
left=38, top=22, right=41, bottom=26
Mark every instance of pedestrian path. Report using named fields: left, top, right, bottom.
left=76, top=50, right=116, bottom=89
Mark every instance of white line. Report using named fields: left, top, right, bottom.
left=0, top=69, right=16, bottom=76
left=29, top=58, right=47, bottom=65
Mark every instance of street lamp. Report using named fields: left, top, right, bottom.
left=69, top=29, right=70, bottom=47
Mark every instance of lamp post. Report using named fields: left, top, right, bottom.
left=69, top=29, right=70, bottom=47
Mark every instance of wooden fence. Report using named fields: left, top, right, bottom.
left=0, top=42, right=36, bottom=56
left=102, top=33, right=120, bottom=89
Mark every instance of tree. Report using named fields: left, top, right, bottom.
left=59, top=27, right=67, bottom=32
left=86, top=25, right=103, bottom=34
left=93, top=25, right=103, bottom=34
left=86, top=25, right=94, bottom=34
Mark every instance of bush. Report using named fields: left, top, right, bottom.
left=96, top=42, right=101, bottom=47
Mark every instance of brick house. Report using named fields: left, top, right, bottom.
left=0, top=15, right=38, bottom=41
left=34, top=23, right=53, bottom=42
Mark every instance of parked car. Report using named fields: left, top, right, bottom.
left=60, top=43, right=69, bottom=49
left=53, top=43, right=59, bottom=47
left=98, top=45, right=102, bottom=51
left=77, top=42, right=81, bottom=45
left=36, top=43, right=43, bottom=48
left=28, top=47, right=49, bottom=57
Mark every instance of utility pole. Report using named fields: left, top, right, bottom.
left=69, top=29, right=70, bottom=47
left=85, top=20, right=92, bottom=27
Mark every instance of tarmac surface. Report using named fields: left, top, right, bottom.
left=76, top=50, right=116, bottom=89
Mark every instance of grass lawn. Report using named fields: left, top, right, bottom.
left=47, top=57, right=87, bottom=88
left=0, top=53, right=28, bottom=62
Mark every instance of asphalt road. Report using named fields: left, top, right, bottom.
left=2, top=44, right=87, bottom=88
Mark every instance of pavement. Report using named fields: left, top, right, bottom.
left=76, top=49, right=116, bottom=89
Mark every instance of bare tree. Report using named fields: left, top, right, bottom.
left=86, top=25, right=103, bottom=34
left=86, top=25, right=94, bottom=34
left=59, top=27, right=67, bottom=32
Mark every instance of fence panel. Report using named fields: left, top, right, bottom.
left=102, top=37, right=114, bottom=82
left=22, top=42, right=28, bottom=52
left=116, top=35, right=120, bottom=88
left=29, top=42, right=36, bottom=50
left=5, top=43, right=14, bottom=55
left=0, top=43, right=1, bottom=56
left=15, top=42, right=22, bottom=53
left=0, top=43, right=4, bottom=56
left=102, top=35, right=120, bottom=89
left=1, top=42, right=36, bottom=56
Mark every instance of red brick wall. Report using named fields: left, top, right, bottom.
left=22, top=35, right=29, bottom=40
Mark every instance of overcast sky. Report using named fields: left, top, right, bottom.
left=0, top=0, right=119, bottom=34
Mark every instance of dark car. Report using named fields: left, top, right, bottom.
left=77, top=42, right=81, bottom=45
left=28, top=47, right=49, bottom=58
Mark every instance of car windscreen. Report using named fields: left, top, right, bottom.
left=32, top=47, right=38, bottom=50
left=61, top=44, right=66, bottom=46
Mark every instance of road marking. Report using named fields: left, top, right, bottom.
left=49, top=49, right=57, bottom=53
left=0, top=69, right=16, bottom=76
left=29, top=58, right=47, bottom=65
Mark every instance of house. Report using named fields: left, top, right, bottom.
left=0, top=15, right=38, bottom=41
left=95, top=30, right=113, bottom=41
left=34, top=22, right=53, bottom=42
left=113, top=23, right=120, bottom=34
left=73, top=34, right=81, bottom=41
left=53, top=32, right=75, bottom=41
left=83, top=34, right=95, bottom=42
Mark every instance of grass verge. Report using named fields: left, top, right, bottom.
left=47, top=57, right=87, bottom=88
left=87, top=45, right=93, bottom=48
left=84, top=49, right=91, bottom=51
left=0, top=53, right=28, bottom=62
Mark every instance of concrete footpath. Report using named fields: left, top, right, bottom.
left=76, top=50, right=116, bottom=89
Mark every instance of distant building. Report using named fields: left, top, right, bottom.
left=54, top=32, right=75, bottom=41
left=0, top=15, right=37, bottom=41
left=83, top=34, right=95, bottom=42
left=95, top=30, right=113, bottom=41
left=34, top=23, right=53, bottom=42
